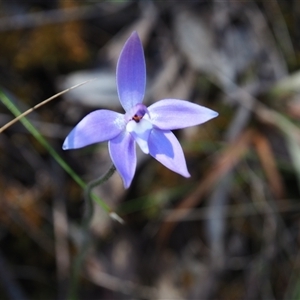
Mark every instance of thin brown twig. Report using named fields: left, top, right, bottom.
left=0, top=79, right=95, bottom=134
left=253, top=131, right=285, bottom=198
left=162, top=200, right=300, bottom=222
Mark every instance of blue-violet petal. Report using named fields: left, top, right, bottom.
left=63, top=110, right=125, bottom=150
left=148, top=99, right=218, bottom=130
left=116, top=31, right=146, bottom=112
left=148, top=128, right=190, bottom=177
left=108, top=131, right=136, bottom=188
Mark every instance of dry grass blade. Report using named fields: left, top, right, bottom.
left=285, top=134, right=300, bottom=191
left=262, top=0, right=296, bottom=60
left=253, top=131, right=285, bottom=198
left=162, top=200, right=300, bottom=222
left=0, top=79, right=95, bottom=133
left=85, top=256, right=158, bottom=298
left=158, top=129, right=254, bottom=243
left=258, top=108, right=300, bottom=191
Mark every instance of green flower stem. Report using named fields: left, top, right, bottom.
left=84, top=165, right=116, bottom=225
left=0, top=90, right=123, bottom=299
left=0, top=90, right=111, bottom=212
left=68, top=164, right=116, bottom=300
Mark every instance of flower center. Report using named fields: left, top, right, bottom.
left=128, top=103, right=148, bottom=124
left=125, top=104, right=153, bottom=154
left=132, top=114, right=143, bottom=123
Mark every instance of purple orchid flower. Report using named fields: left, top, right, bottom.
left=63, top=32, right=218, bottom=188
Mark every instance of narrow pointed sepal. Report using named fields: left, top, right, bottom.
left=63, top=110, right=125, bottom=150
left=108, top=131, right=136, bottom=188
left=148, top=129, right=190, bottom=177
left=116, top=32, right=146, bottom=112
left=148, top=99, right=218, bottom=130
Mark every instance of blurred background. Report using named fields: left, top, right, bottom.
left=1, top=0, right=300, bottom=299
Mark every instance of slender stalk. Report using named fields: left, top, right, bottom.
left=68, top=165, right=116, bottom=300
left=0, top=89, right=112, bottom=212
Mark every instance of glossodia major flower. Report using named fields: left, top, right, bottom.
left=63, top=31, right=218, bottom=188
